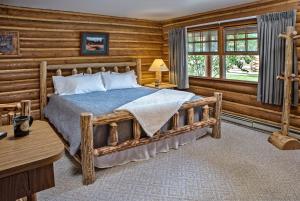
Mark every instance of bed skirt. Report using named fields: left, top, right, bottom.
left=94, top=128, right=208, bottom=168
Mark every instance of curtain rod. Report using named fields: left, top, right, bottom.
left=186, top=16, right=257, bottom=29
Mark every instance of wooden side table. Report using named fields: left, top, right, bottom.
left=144, top=82, right=177, bottom=89
left=0, top=121, right=64, bottom=201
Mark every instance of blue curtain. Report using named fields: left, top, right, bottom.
left=168, top=27, right=189, bottom=89
left=257, top=10, right=298, bottom=106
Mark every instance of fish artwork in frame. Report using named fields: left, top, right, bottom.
left=80, top=32, right=109, bottom=56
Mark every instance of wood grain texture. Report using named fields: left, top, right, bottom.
left=80, top=113, right=95, bottom=185
left=212, top=92, right=222, bottom=138
left=93, top=118, right=217, bottom=156
left=0, top=121, right=64, bottom=179
left=108, top=123, right=118, bottom=146
left=28, top=164, right=55, bottom=193
left=0, top=171, right=29, bottom=201
left=0, top=100, right=30, bottom=126
left=0, top=5, right=162, bottom=119
left=162, top=1, right=300, bottom=129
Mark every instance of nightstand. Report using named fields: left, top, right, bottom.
left=145, top=82, right=177, bottom=89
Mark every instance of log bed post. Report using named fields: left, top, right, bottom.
left=133, top=119, right=141, bottom=141
left=187, top=108, right=194, bottom=125
left=40, top=61, right=47, bottom=120
left=136, top=58, right=142, bottom=84
left=172, top=112, right=180, bottom=130
left=108, top=122, right=118, bottom=146
left=212, top=92, right=222, bottom=138
left=80, top=113, right=95, bottom=185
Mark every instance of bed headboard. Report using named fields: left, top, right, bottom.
left=40, top=58, right=142, bottom=119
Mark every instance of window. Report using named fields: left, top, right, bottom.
left=224, top=25, right=259, bottom=82
left=187, top=21, right=259, bottom=82
left=188, top=30, right=220, bottom=78
left=188, top=30, right=218, bottom=53
left=225, top=26, right=258, bottom=53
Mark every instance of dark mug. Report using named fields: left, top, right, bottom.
left=13, top=116, right=33, bottom=137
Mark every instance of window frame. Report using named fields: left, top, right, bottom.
left=187, top=19, right=259, bottom=83
left=224, top=25, right=258, bottom=55
left=188, top=29, right=219, bottom=54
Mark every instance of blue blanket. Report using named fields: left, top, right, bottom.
left=44, top=87, right=201, bottom=155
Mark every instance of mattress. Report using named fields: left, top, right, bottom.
left=44, top=87, right=204, bottom=156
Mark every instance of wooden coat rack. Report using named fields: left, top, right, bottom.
left=268, top=26, right=300, bottom=150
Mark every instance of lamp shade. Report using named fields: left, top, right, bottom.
left=149, top=59, right=169, bottom=72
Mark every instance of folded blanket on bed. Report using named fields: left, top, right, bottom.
left=115, top=89, right=195, bottom=137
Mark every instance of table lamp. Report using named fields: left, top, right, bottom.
left=148, top=59, right=169, bottom=87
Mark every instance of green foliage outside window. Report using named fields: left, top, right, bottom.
left=188, top=55, right=206, bottom=76
left=211, top=56, right=220, bottom=78
left=187, top=24, right=259, bottom=82
left=225, top=55, right=257, bottom=72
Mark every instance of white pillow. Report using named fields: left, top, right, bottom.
left=52, top=73, right=83, bottom=94
left=52, top=73, right=106, bottom=95
left=103, top=70, right=140, bottom=90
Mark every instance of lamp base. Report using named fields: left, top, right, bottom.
left=155, top=71, right=162, bottom=87
left=154, top=80, right=160, bottom=87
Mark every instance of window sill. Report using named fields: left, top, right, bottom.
left=189, top=76, right=258, bottom=85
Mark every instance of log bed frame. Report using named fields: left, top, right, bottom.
left=40, top=58, right=222, bottom=185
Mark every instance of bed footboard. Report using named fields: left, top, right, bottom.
left=80, top=92, right=222, bottom=185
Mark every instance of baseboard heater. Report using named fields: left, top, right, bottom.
left=221, top=112, right=300, bottom=139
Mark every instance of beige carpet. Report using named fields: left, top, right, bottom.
left=38, top=122, right=300, bottom=201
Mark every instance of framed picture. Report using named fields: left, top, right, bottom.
left=80, top=32, right=109, bottom=56
left=0, top=31, right=20, bottom=57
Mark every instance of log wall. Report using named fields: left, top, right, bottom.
left=2, top=1, right=300, bottom=129
left=0, top=4, right=163, bottom=119
left=162, top=0, right=300, bottom=129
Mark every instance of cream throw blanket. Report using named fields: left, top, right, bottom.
left=115, top=89, right=195, bottom=137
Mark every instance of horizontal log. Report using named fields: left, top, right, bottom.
left=18, top=50, right=161, bottom=58
left=20, top=37, right=163, bottom=44
left=0, top=62, right=39, bottom=70
left=20, top=47, right=161, bottom=51
left=189, top=77, right=257, bottom=95
left=20, top=40, right=162, bottom=49
left=189, top=85, right=280, bottom=111
left=0, top=14, right=161, bottom=30
left=0, top=71, right=39, bottom=81
left=0, top=89, right=39, bottom=103
left=93, top=97, right=217, bottom=125
left=93, top=118, right=217, bottom=156
left=0, top=78, right=39, bottom=86
left=19, top=31, right=162, bottom=42
left=0, top=5, right=161, bottom=28
left=0, top=68, right=38, bottom=74
left=0, top=26, right=162, bottom=36
left=0, top=56, right=161, bottom=63
left=0, top=18, right=162, bottom=35
left=223, top=100, right=300, bottom=128
left=47, top=62, right=138, bottom=70
left=0, top=82, right=39, bottom=93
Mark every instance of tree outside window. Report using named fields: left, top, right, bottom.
left=187, top=22, right=259, bottom=82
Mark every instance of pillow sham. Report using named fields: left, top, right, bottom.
left=53, top=73, right=106, bottom=95
left=102, top=70, right=140, bottom=90
left=52, top=73, right=83, bottom=94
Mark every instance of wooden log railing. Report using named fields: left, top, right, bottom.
left=40, top=59, right=142, bottom=120
left=0, top=100, right=31, bottom=126
left=80, top=92, right=222, bottom=185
